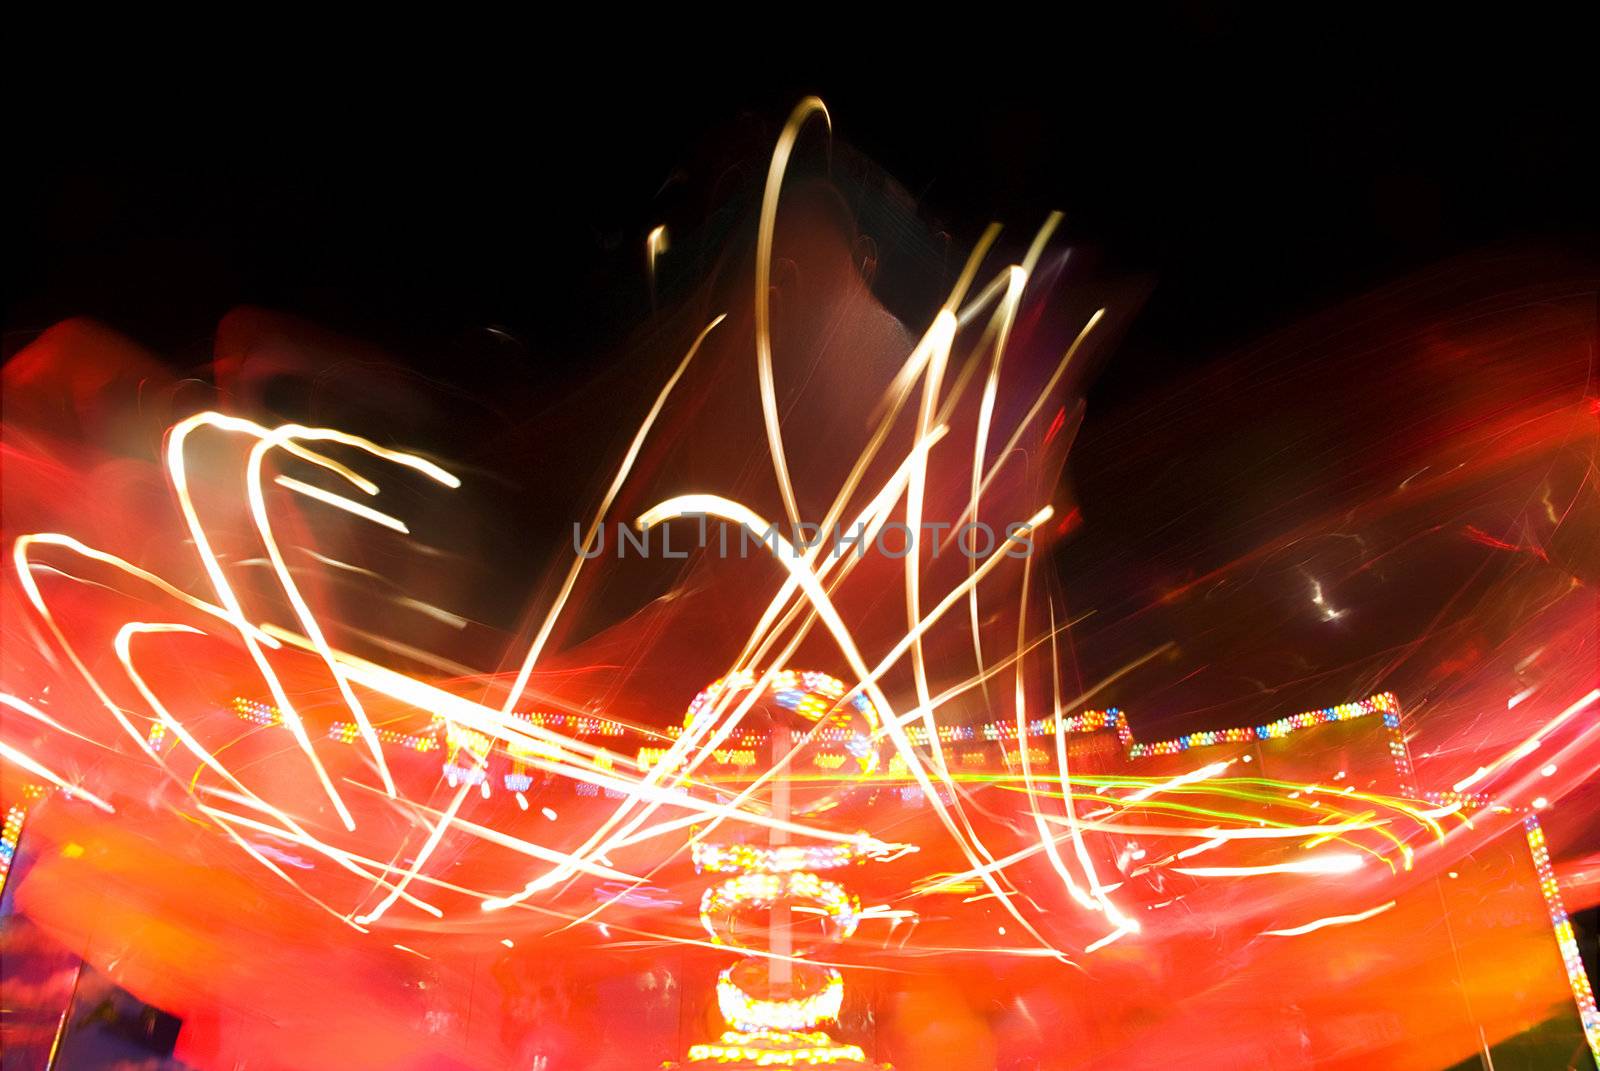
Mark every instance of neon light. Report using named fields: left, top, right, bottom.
left=1126, top=693, right=1399, bottom=758
left=681, top=668, right=886, bottom=1066
left=716, top=967, right=844, bottom=1033
left=693, top=842, right=876, bottom=874
left=687, top=1031, right=867, bottom=1067
left=700, top=871, right=859, bottom=948
left=0, top=806, right=24, bottom=900
left=1525, top=816, right=1600, bottom=1063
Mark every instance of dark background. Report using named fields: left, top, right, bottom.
left=8, top=14, right=1596, bottom=397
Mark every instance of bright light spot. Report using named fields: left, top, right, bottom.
left=501, top=938, right=514, bottom=948
left=1540, top=763, right=1557, bottom=777
left=1263, top=900, right=1395, bottom=936
left=541, top=807, right=558, bottom=821
left=647, top=224, right=669, bottom=260
left=1308, top=578, right=1344, bottom=621
left=1533, top=797, right=1548, bottom=810
left=1175, top=853, right=1363, bottom=877
left=1447, top=871, right=1459, bottom=879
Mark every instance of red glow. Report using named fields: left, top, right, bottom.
left=3, top=101, right=1597, bottom=1071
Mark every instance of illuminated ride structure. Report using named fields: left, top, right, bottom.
left=5, top=682, right=1595, bottom=1069
left=672, top=671, right=890, bottom=1069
